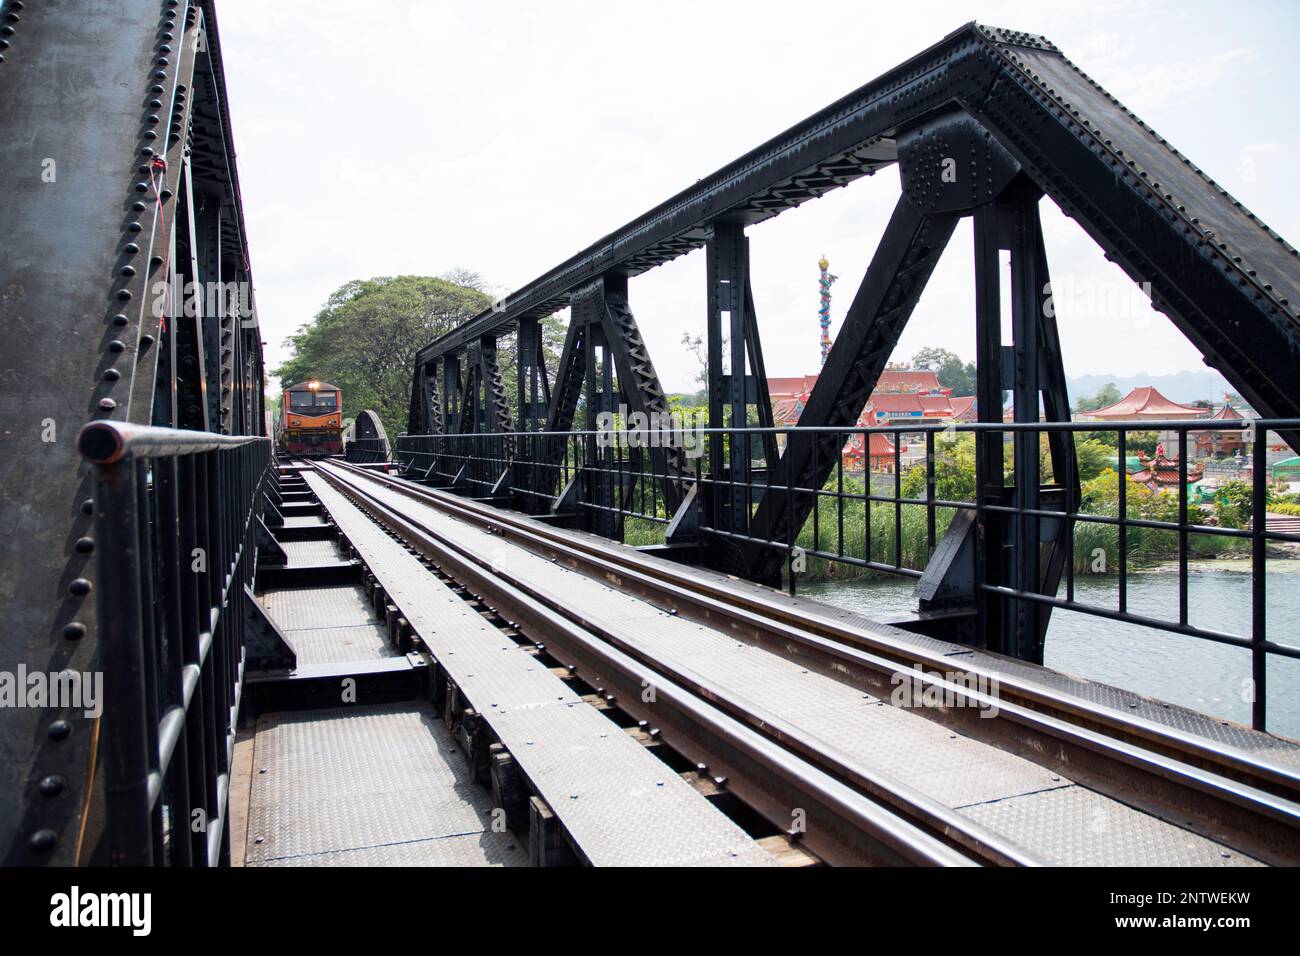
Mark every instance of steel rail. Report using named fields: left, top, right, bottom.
left=309, top=460, right=1046, bottom=867
left=326, top=458, right=1300, bottom=864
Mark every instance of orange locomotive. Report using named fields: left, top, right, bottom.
left=280, top=380, right=343, bottom=457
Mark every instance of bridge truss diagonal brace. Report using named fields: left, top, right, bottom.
left=596, top=277, right=690, bottom=517
left=742, top=198, right=960, bottom=584
left=408, top=362, right=444, bottom=436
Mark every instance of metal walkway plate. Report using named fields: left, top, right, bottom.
left=280, top=539, right=345, bottom=566
left=338, top=470, right=1265, bottom=867
left=258, top=586, right=397, bottom=667
left=246, top=703, right=525, bottom=866
left=305, top=473, right=774, bottom=867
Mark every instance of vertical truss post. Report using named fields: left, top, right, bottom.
left=478, top=333, right=514, bottom=435
left=442, top=354, right=461, bottom=434
left=583, top=305, right=620, bottom=539
left=1009, top=188, right=1043, bottom=662
left=516, top=316, right=550, bottom=434
left=705, top=221, right=769, bottom=535
left=515, top=316, right=549, bottom=509
left=198, top=202, right=224, bottom=433
left=173, top=161, right=211, bottom=433
left=973, top=197, right=1007, bottom=659
left=972, top=177, right=1076, bottom=662
left=152, top=213, right=179, bottom=429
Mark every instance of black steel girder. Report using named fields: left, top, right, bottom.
left=408, top=23, right=1300, bottom=454
left=738, top=198, right=960, bottom=582
left=0, top=0, right=264, bottom=865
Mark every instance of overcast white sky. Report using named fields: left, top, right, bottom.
left=217, top=0, right=1300, bottom=396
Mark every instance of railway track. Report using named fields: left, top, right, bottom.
left=306, top=459, right=1300, bottom=866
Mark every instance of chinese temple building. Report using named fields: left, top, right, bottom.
left=1193, top=401, right=1247, bottom=458
left=1087, top=385, right=1206, bottom=421
left=768, top=389, right=905, bottom=473
left=842, top=409, right=907, bottom=474
left=1130, top=445, right=1204, bottom=489
left=768, top=367, right=974, bottom=427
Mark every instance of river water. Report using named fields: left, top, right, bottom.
left=800, top=562, right=1300, bottom=741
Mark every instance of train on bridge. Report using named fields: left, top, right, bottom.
left=279, top=380, right=344, bottom=458
left=2, top=0, right=1299, bottom=891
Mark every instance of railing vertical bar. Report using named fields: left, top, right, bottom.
left=837, top=439, right=845, bottom=558
left=925, top=430, right=936, bottom=558
left=811, top=438, right=820, bottom=555
left=1251, top=427, right=1268, bottom=732
left=134, top=461, right=166, bottom=863
left=1118, top=428, right=1128, bottom=614
left=786, top=442, right=796, bottom=597
left=95, top=458, right=153, bottom=865
left=1178, top=427, right=1189, bottom=627
left=154, top=456, right=191, bottom=865
left=893, top=431, right=902, bottom=568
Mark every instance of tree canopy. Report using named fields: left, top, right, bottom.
left=911, top=347, right=976, bottom=396
left=1074, top=382, right=1122, bottom=414
left=275, top=274, right=492, bottom=437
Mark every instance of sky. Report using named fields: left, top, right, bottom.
left=216, top=0, right=1300, bottom=397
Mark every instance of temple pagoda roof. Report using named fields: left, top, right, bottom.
left=1090, top=386, right=1205, bottom=420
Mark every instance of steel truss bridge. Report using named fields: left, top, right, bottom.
left=3, top=4, right=1300, bottom=868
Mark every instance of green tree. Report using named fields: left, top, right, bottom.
left=1213, top=480, right=1269, bottom=529
left=911, top=347, right=976, bottom=396
left=1075, top=382, right=1122, bottom=414
left=276, top=274, right=565, bottom=440
left=1073, top=437, right=1113, bottom=482
left=276, top=274, right=492, bottom=439
left=901, top=433, right=977, bottom=502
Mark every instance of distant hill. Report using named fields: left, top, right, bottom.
left=1067, top=370, right=1236, bottom=405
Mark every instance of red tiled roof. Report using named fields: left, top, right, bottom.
left=1132, top=467, right=1204, bottom=484
left=770, top=373, right=971, bottom=423
left=769, top=369, right=950, bottom=399
left=868, top=432, right=900, bottom=456
left=1132, top=452, right=1204, bottom=484
left=767, top=375, right=820, bottom=399
left=843, top=427, right=904, bottom=459
left=772, top=398, right=802, bottom=426
left=1209, top=403, right=1244, bottom=420
left=876, top=369, right=942, bottom=392
left=867, top=393, right=926, bottom=413
left=948, top=396, right=977, bottom=420
left=1090, top=386, right=1205, bottom=419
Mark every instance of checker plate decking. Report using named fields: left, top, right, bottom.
left=247, top=703, right=525, bottom=867
left=305, top=473, right=775, bottom=867
left=332, top=467, right=1268, bottom=867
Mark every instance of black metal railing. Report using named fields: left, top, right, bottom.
left=344, top=437, right=391, bottom=465
left=397, top=417, right=1299, bottom=732
left=397, top=427, right=695, bottom=525
left=78, top=421, right=273, bottom=865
